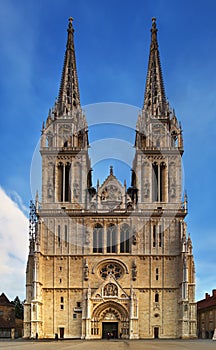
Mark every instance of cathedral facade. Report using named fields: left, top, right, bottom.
left=24, top=18, right=197, bottom=339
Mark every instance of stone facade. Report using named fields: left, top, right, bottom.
left=24, top=18, right=197, bottom=339
left=197, top=290, right=216, bottom=339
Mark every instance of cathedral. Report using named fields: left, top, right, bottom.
left=24, top=18, right=197, bottom=339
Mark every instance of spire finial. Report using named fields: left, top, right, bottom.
left=57, top=18, right=81, bottom=116
left=142, top=18, right=168, bottom=117
left=152, top=17, right=156, bottom=24
left=110, top=165, right=113, bottom=175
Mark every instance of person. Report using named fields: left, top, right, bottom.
left=36, top=332, right=38, bottom=340
left=120, top=332, right=122, bottom=339
left=55, top=333, right=58, bottom=341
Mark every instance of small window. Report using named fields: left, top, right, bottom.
left=73, top=314, right=77, bottom=319
left=60, top=279, right=62, bottom=283
left=159, top=225, right=162, bottom=247
left=0, top=311, right=3, bottom=316
left=58, top=225, right=61, bottom=246
left=60, top=266, right=62, bottom=271
left=65, top=225, right=68, bottom=246
left=156, top=268, right=159, bottom=281
left=60, top=304, right=64, bottom=310
left=153, top=225, right=156, bottom=247
left=155, top=293, right=159, bottom=302
left=60, top=297, right=64, bottom=303
left=77, top=302, right=81, bottom=308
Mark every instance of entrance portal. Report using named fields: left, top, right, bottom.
left=102, top=322, right=118, bottom=339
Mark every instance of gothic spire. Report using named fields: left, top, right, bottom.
left=143, top=18, right=168, bottom=117
left=57, top=17, right=80, bottom=116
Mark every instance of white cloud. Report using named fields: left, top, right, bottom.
left=7, top=190, right=29, bottom=215
left=0, top=187, right=28, bottom=301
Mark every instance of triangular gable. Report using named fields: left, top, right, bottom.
left=92, top=273, right=129, bottom=300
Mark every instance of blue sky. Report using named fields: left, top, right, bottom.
left=0, top=0, right=216, bottom=301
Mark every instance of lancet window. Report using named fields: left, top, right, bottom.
left=93, top=224, right=103, bottom=253
left=107, top=224, right=117, bottom=253
left=57, top=162, right=71, bottom=202
left=120, top=224, right=130, bottom=253
left=152, top=162, right=166, bottom=202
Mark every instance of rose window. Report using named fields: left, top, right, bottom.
left=99, top=263, right=123, bottom=280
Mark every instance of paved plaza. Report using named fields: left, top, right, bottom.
left=0, top=339, right=215, bottom=350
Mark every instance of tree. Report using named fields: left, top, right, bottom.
left=12, top=296, right=24, bottom=319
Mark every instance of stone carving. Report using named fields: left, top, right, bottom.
left=170, top=185, right=176, bottom=197
left=143, top=180, right=150, bottom=198
left=84, top=260, right=89, bottom=281
left=132, top=261, right=137, bottom=281
left=73, top=181, right=80, bottom=199
left=101, top=185, right=122, bottom=202
left=104, top=283, right=118, bottom=297
left=85, top=229, right=90, bottom=245
left=47, top=183, right=53, bottom=198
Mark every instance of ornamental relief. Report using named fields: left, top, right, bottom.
left=59, top=124, right=72, bottom=134
left=101, top=185, right=122, bottom=202
left=104, top=283, right=118, bottom=297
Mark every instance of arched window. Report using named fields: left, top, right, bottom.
left=152, top=162, right=158, bottom=202
left=93, top=224, right=103, bottom=253
left=120, top=224, right=130, bottom=253
left=152, top=162, right=167, bottom=202
left=159, top=225, right=162, bottom=247
left=160, top=162, right=166, bottom=202
left=65, top=163, right=71, bottom=202
left=57, top=162, right=71, bottom=202
left=155, top=293, right=159, bottom=303
left=107, top=224, right=117, bottom=253
left=153, top=225, right=156, bottom=247
left=57, top=163, right=64, bottom=202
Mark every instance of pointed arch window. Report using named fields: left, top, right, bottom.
left=57, top=162, right=71, bottom=202
left=152, top=162, right=158, bottom=202
left=153, top=225, right=156, bottom=247
left=93, top=224, right=103, bottom=253
left=160, top=162, right=166, bottom=202
left=120, top=224, right=130, bottom=253
left=107, top=224, right=117, bottom=253
left=152, top=162, right=166, bottom=202
left=155, top=293, right=159, bottom=303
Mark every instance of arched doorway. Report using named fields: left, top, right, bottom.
left=91, top=301, right=129, bottom=339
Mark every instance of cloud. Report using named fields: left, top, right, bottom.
left=7, top=190, right=29, bottom=215
left=0, top=187, right=28, bottom=301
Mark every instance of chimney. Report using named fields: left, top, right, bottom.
left=205, top=293, right=210, bottom=299
left=212, top=289, right=216, bottom=297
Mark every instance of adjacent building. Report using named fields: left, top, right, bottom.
left=24, top=18, right=196, bottom=339
left=0, top=293, right=23, bottom=338
left=197, top=290, right=216, bottom=339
